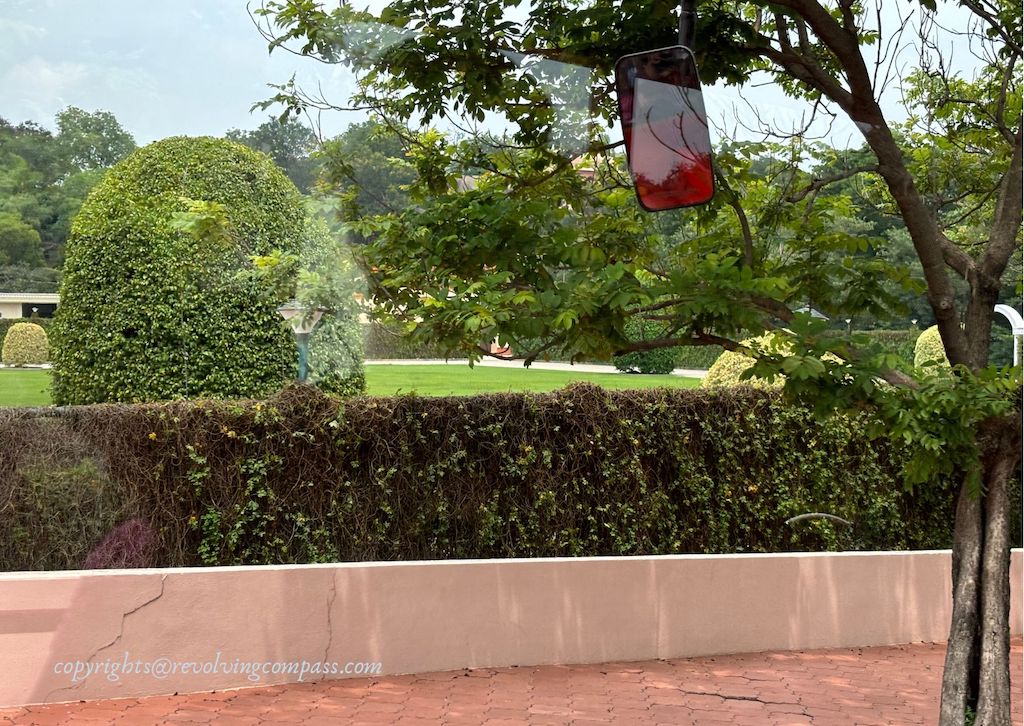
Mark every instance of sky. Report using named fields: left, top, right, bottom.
left=0, top=0, right=361, bottom=143
left=0, top=0, right=981, bottom=148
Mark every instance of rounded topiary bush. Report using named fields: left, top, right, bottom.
left=51, top=137, right=308, bottom=404
left=1, top=322, right=49, bottom=366
left=701, top=334, right=785, bottom=389
left=913, top=325, right=950, bottom=369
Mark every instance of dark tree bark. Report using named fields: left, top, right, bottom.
left=941, top=486, right=983, bottom=724
left=975, top=420, right=1019, bottom=725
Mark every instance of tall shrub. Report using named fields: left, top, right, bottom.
left=51, top=137, right=308, bottom=404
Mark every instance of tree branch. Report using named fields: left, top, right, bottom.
left=959, top=0, right=1024, bottom=56
left=785, top=164, right=878, bottom=202
left=980, top=128, right=1024, bottom=282
left=713, top=166, right=755, bottom=267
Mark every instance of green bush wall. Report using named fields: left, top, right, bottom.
left=0, top=385, right=992, bottom=571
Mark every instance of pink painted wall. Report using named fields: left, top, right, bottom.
left=0, top=550, right=1020, bottom=708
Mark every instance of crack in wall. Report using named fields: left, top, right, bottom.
left=319, top=573, right=338, bottom=680
left=43, top=575, right=168, bottom=702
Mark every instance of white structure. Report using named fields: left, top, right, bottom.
left=994, top=304, right=1024, bottom=366
left=0, top=293, right=59, bottom=320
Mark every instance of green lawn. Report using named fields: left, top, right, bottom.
left=0, top=364, right=699, bottom=407
left=363, top=364, right=700, bottom=397
left=0, top=368, right=52, bottom=407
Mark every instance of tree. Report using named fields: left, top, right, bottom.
left=0, top=109, right=133, bottom=266
left=55, top=106, right=136, bottom=172
left=257, top=1, right=1022, bottom=722
left=0, top=213, right=44, bottom=266
left=51, top=137, right=308, bottom=405
left=318, top=120, right=416, bottom=219
left=226, top=116, right=319, bottom=192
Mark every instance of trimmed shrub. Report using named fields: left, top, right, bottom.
left=1, top=322, right=49, bottom=365
left=614, top=318, right=678, bottom=374
left=855, top=329, right=918, bottom=361
left=51, top=136, right=307, bottom=405
left=914, top=325, right=950, bottom=369
left=674, top=345, right=724, bottom=370
left=0, top=385, right=998, bottom=571
left=0, top=317, right=52, bottom=344
left=701, top=334, right=784, bottom=389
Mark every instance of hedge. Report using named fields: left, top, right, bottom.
left=2, top=384, right=1008, bottom=572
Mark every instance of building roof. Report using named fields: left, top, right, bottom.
left=0, top=293, right=60, bottom=304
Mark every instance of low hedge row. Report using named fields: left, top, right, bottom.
left=0, top=384, right=993, bottom=571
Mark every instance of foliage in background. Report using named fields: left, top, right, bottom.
left=226, top=116, right=319, bottom=193
left=362, top=318, right=458, bottom=359
left=1, top=384, right=1003, bottom=572
left=0, top=109, right=135, bottom=269
left=51, top=137, right=307, bottom=404
left=1, top=322, right=48, bottom=366
left=0, top=265, right=61, bottom=293
left=0, top=213, right=44, bottom=266
left=613, top=317, right=680, bottom=374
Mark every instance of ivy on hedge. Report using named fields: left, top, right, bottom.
left=0, top=384, right=1001, bottom=571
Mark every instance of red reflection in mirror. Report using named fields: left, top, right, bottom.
left=615, top=46, right=714, bottom=211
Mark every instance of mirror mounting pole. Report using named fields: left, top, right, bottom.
left=678, top=0, right=697, bottom=49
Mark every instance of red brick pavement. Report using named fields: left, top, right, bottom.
left=1, top=640, right=1020, bottom=725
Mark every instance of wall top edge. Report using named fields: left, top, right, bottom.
left=2, top=549, right=1010, bottom=581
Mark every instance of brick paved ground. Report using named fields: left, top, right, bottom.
left=2, top=640, right=1021, bottom=725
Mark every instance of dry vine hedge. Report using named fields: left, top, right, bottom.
left=2, top=383, right=1000, bottom=571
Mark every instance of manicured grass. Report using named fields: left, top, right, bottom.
left=363, top=364, right=699, bottom=397
left=0, top=365, right=699, bottom=407
left=0, top=368, right=52, bottom=407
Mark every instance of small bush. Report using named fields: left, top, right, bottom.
left=2, top=322, right=49, bottom=365
left=0, top=317, right=52, bottom=343
left=614, top=318, right=679, bottom=374
left=914, top=325, right=950, bottom=369
left=701, top=334, right=784, bottom=389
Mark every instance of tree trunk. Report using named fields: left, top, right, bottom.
left=940, top=484, right=983, bottom=725
left=976, top=423, right=1017, bottom=725
left=940, top=419, right=1020, bottom=726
